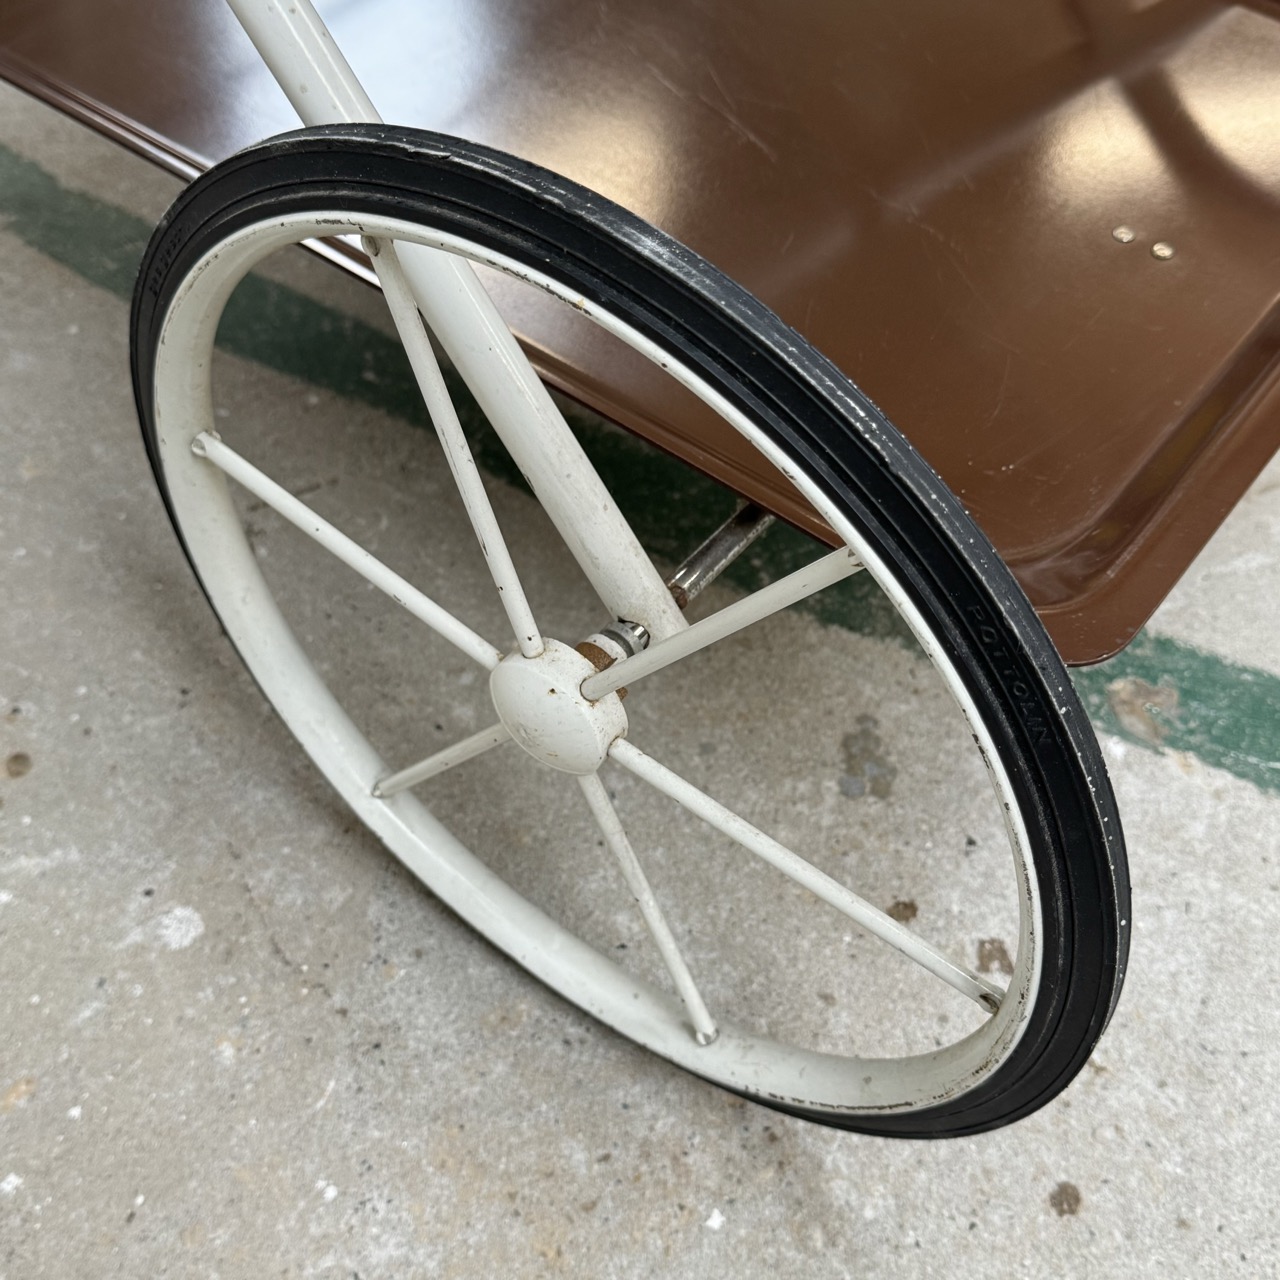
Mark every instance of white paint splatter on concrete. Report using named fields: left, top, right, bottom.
left=121, top=903, right=205, bottom=953
left=705, top=1208, right=725, bottom=1231
left=7, top=847, right=81, bottom=875
left=157, top=906, right=204, bottom=950
left=0, top=1173, right=23, bottom=1197
left=66, top=1106, right=81, bottom=1120
left=316, top=1180, right=338, bottom=1202
left=0, top=890, right=13, bottom=905
left=73, top=1001, right=104, bottom=1026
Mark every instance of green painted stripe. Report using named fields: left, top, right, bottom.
left=4, top=140, right=1279, bottom=791
left=0, top=139, right=151, bottom=297
left=0, top=139, right=914, bottom=646
left=1072, top=634, right=1280, bottom=793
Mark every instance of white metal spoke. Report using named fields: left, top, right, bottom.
left=367, top=236, right=544, bottom=659
left=582, top=548, right=861, bottom=700
left=577, top=773, right=719, bottom=1045
left=373, top=722, right=513, bottom=798
left=192, top=431, right=503, bottom=670
left=609, top=739, right=1004, bottom=1012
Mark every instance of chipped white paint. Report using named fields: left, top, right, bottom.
left=0, top=1174, right=23, bottom=1197
left=490, top=641, right=627, bottom=776
left=705, top=1208, right=726, bottom=1231
left=66, top=1106, right=81, bottom=1121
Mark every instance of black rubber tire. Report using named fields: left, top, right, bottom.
left=131, top=125, right=1129, bottom=1137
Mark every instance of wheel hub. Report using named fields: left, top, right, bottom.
left=489, top=638, right=628, bottom=775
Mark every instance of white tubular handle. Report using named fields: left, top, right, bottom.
left=223, top=0, right=689, bottom=642
left=225, top=0, right=381, bottom=125
left=393, top=252, right=690, bottom=643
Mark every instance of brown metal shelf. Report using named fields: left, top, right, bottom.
left=4, top=0, right=1278, bottom=662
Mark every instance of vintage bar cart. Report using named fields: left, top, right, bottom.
left=2, top=0, right=1277, bottom=1136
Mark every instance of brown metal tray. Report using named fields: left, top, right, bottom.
left=3, top=0, right=1278, bottom=663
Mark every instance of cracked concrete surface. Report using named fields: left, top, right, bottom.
left=3, top=80, right=1280, bottom=1277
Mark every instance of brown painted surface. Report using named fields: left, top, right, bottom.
left=3, top=0, right=1278, bottom=663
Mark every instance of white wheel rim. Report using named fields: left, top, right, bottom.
left=150, top=210, right=1042, bottom=1117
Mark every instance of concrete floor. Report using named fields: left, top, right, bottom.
left=3, top=81, right=1280, bottom=1278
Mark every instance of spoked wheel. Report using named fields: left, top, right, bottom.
left=131, top=125, right=1128, bottom=1137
